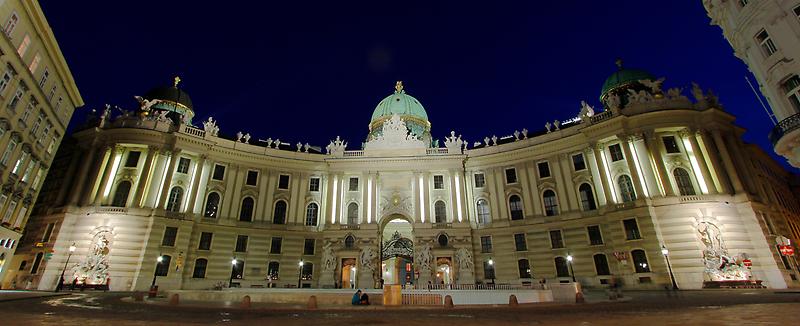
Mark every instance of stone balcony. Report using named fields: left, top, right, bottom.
left=769, top=112, right=800, bottom=168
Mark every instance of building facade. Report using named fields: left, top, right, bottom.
left=5, top=66, right=799, bottom=292
left=0, top=0, right=83, bottom=285
left=703, top=0, right=800, bottom=167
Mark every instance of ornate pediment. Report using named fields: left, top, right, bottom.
left=365, top=114, right=426, bottom=150
left=381, top=192, right=413, bottom=218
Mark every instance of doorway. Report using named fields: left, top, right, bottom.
left=341, top=258, right=356, bottom=289
left=436, top=257, right=453, bottom=285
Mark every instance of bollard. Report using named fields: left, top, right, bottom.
left=444, top=295, right=454, bottom=309
left=508, top=294, right=519, bottom=307
left=133, top=292, right=144, bottom=302
left=169, top=293, right=180, bottom=306
left=575, top=291, right=585, bottom=304
left=307, top=295, right=318, bottom=309
left=241, top=295, right=251, bottom=309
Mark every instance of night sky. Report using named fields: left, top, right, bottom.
left=39, top=1, right=793, bottom=170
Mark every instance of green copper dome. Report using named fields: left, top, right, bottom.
left=370, top=81, right=429, bottom=123
left=599, top=66, right=655, bottom=101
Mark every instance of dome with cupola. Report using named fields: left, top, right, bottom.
left=368, top=81, right=432, bottom=145
left=599, top=59, right=656, bottom=104
left=142, top=76, right=195, bottom=125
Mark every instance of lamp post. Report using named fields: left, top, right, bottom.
left=56, top=243, right=76, bottom=292
left=229, top=258, right=238, bottom=288
left=151, top=255, right=164, bottom=289
left=487, top=258, right=495, bottom=285
left=566, top=254, right=576, bottom=283
left=662, top=245, right=679, bottom=290
left=297, top=260, right=305, bottom=288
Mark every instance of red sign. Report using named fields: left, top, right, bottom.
left=742, top=259, right=752, bottom=267
left=779, top=245, right=795, bottom=256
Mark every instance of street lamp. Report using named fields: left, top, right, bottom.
left=297, top=260, right=305, bottom=288
left=229, top=258, right=238, bottom=288
left=149, top=255, right=163, bottom=297
left=56, top=243, right=77, bottom=292
left=662, top=245, right=679, bottom=290
left=566, top=254, right=576, bottom=283
left=487, top=258, right=495, bottom=285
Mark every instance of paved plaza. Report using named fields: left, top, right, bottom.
left=0, top=289, right=798, bottom=325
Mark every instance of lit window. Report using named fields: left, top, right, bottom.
left=632, top=249, right=650, bottom=273
left=17, top=34, right=30, bottom=56
left=28, top=53, right=41, bottom=73
left=476, top=199, right=490, bottom=225
left=756, top=30, right=778, bottom=57
left=518, top=259, right=532, bottom=279
left=203, top=193, right=220, bottom=218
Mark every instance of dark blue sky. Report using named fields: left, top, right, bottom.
left=40, top=1, right=792, bottom=170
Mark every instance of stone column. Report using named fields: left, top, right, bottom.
left=55, top=152, right=81, bottom=206
left=185, top=155, right=207, bottom=214
left=69, top=145, right=98, bottom=205
left=524, top=162, right=543, bottom=216
left=80, top=145, right=112, bottom=206
left=585, top=147, right=608, bottom=205
left=156, top=149, right=181, bottom=209
left=423, top=172, right=432, bottom=223
left=619, top=135, right=645, bottom=199
left=413, top=172, right=422, bottom=223
left=132, top=146, right=158, bottom=207
left=698, top=130, right=732, bottom=194
left=591, top=143, right=615, bottom=204
left=632, top=134, right=660, bottom=198
left=644, top=131, right=674, bottom=197
left=711, top=129, right=744, bottom=193
left=93, top=145, right=123, bottom=206
left=682, top=129, right=716, bottom=194
left=558, top=153, right=579, bottom=211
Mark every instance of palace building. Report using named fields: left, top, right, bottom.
left=0, top=0, right=83, bottom=285
left=4, top=65, right=800, bottom=292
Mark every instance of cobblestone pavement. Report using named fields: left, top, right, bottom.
left=0, top=290, right=798, bottom=325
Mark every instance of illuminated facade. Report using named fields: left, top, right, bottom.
left=0, top=0, right=83, bottom=285
left=5, top=66, right=799, bottom=291
left=703, top=0, right=800, bottom=167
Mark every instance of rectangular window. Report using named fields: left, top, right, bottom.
left=22, top=159, right=35, bottom=182
left=278, top=174, right=290, bottom=190
left=505, top=168, right=517, bottom=184
left=176, top=157, right=190, bottom=174
left=662, top=136, right=681, bottom=154
left=2, top=201, right=17, bottom=224
left=480, top=236, right=493, bottom=253
left=783, top=75, right=800, bottom=112
left=304, top=239, right=315, bottom=255
left=1, top=139, right=18, bottom=166
left=572, top=154, right=586, bottom=171
left=587, top=225, right=604, bottom=245
left=514, top=233, right=527, bottom=251
left=39, top=68, right=49, bottom=88
left=8, top=85, right=24, bottom=110
left=270, top=237, right=283, bottom=254
left=41, top=223, right=55, bottom=242
left=28, top=53, right=41, bottom=73
left=433, top=175, right=444, bottom=189
left=608, top=144, right=624, bottom=162
left=48, top=85, right=56, bottom=101
left=246, top=170, right=259, bottom=186
left=55, top=97, right=63, bottom=112
left=17, top=34, right=30, bottom=56
left=0, top=72, right=10, bottom=95
left=47, top=135, right=57, bottom=154
left=348, top=177, right=358, bottom=191
left=623, top=218, right=642, bottom=240
left=30, top=113, right=43, bottom=135
left=235, top=235, right=248, bottom=252
left=3, top=12, right=19, bottom=35
left=12, top=151, right=28, bottom=175
left=794, top=5, right=800, bottom=19
left=212, top=164, right=225, bottom=180
left=124, top=151, right=141, bottom=167
left=756, top=30, right=778, bottom=57
left=309, top=177, right=320, bottom=192
left=30, top=253, right=43, bottom=274
left=549, top=230, right=564, bottom=249
left=474, top=173, right=485, bottom=188
left=483, top=261, right=496, bottom=280
left=198, top=232, right=213, bottom=250
left=162, top=227, right=178, bottom=246
left=21, top=101, right=34, bottom=123
left=537, top=161, right=551, bottom=178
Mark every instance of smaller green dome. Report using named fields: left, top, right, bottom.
left=599, top=64, right=655, bottom=101
left=370, top=81, right=429, bottom=123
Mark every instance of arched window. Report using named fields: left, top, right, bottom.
left=305, top=203, right=319, bottom=226
left=239, top=197, right=254, bottom=222
left=203, top=192, right=220, bottom=218
left=593, top=254, right=610, bottom=275
left=578, top=183, right=597, bottom=211
left=111, top=181, right=131, bottom=207
left=273, top=200, right=287, bottom=224
left=509, top=195, right=524, bottom=220
left=543, top=190, right=559, bottom=216
left=155, top=255, right=171, bottom=276
left=301, top=262, right=313, bottom=281
left=192, top=258, right=208, bottom=278
left=554, top=257, right=569, bottom=277
left=518, top=259, right=532, bottom=279
left=437, top=234, right=448, bottom=247
left=344, top=235, right=355, bottom=249
left=476, top=199, right=490, bottom=225
left=267, top=261, right=280, bottom=280
left=618, top=175, right=636, bottom=203
left=673, top=168, right=696, bottom=196
left=347, top=203, right=358, bottom=225
left=166, top=187, right=183, bottom=212
left=434, top=201, right=447, bottom=223
left=632, top=249, right=650, bottom=273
